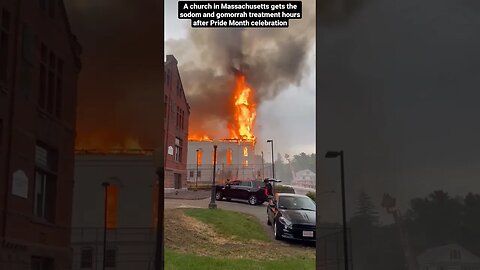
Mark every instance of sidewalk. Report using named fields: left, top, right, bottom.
left=164, top=190, right=211, bottom=200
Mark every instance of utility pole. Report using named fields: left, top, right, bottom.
left=102, top=182, right=110, bottom=270
left=209, top=145, right=218, bottom=209
left=261, top=151, right=265, bottom=179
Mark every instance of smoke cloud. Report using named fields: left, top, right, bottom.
left=165, top=0, right=316, bottom=138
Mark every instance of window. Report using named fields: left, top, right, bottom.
left=243, top=159, right=248, bottom=167
left=80, top=248, right=93, bottom=269
left=105, top=249, right=116, bottom=268
left=227, top=148, right=232, bottom=165
left=189, top=171, right=194, bottom=178
left=243, top=147, right=248, bottom=157
left=197, top=149, right=202, bottom=165
left=0, top=9, right=11, bottom=85
left=181, top=110, right=185, bottom=130
left=21, top=25, right=34, bottom=97
left=166, top=69, right=171, bottom=87
left=106, top=185, right=118, bottom=229
left=39, top=43, right=63, bottom=118
left=164, top=95, right=168, bottom=118
left=176, top=107, right=182, bottom=129
left=174, top=137, right=182, bottom=162
left=31, top=256, right=53, bottom=270
left=55, top=59, right=63, bottom=117
left=239, top=181, right=251, bottom=187
left=34, top=144, right=57, bottom=223
left=177, top=81, right=181, bottom=96
left=450, top=249, right=461, bottom=260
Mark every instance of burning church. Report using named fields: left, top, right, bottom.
left=186, top=72, right=260, bottom=185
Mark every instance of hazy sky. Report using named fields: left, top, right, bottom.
left=317, top=0, right=480, bottom=222
left=164, top=0, right=316, bottom=157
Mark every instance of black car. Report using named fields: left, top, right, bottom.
left=215, top=180, right=268, bottom=205
left=267, top=193, right=316, bottom=242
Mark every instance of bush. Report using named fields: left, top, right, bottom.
left=187, top=183, right=212, bottom=190
left=274, top=185, right=295, bottom=194
left=306, top=191, right=316, bottom=201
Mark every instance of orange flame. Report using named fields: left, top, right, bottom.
left=188, top=72, right=256, bottom=142
left=229, top=73, right=256, bottom=141
left=188, top=134, right=213, bottom=141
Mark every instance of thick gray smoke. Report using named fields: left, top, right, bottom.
left=165, top=0, right=316, bottom=137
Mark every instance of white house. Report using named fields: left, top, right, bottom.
left=292, top=169, right=316, bottom=189
left=418, top=244, right=480, bottom=270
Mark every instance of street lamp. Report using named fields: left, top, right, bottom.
left=266, top=140, right=275, bottom=179
left=267, top=140, right=275, bottom=195
left=101, top=182, right=110, bottom=270
left=209, top=145, right=218, bottom=209
left=195, top=149, right=199, bottom=191
left=261, top=151, right=265, bottom=179
left=325, top=150, right=349, bottom=270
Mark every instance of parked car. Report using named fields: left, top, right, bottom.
left=215, top=180, right=268, bottom=205
left=267, top=193, right=316, bottom=242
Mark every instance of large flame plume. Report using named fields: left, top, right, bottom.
left=188, top=72, right=256, bottom=142
left=229, top=73, right=256, bottom=141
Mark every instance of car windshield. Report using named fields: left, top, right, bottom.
left=277, top=196, right=316, bottom=211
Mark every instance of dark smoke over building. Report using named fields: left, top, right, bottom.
left=165, top=0, right=316, bottom=138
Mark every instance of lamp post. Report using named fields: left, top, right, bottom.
left=195, top=149, right=199, bottom=191
left=325, top=150, right=348, bottom=270
left=261, top=151, right=265, bottom=179
left=267, top=140, right=275, bottom=194
left=209, top=145, right=218, bottom=209
left=266, top=140, right=275, bottom=178
left=101, top=182, right=110, bottom=270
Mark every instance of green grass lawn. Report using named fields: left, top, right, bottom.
left=165, top=249, right=315, bottom=270
left=183, top=208, right=269, bottom=241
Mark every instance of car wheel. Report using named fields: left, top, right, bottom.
left=248, top=195, right=258, bottom=205
left=215, top=191, right=223, bottom=201
left=274, top=220, right=282, bottom=240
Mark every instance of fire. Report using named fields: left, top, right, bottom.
left=188, top=134, right=213, bottom=141
left=187, top=72, right=256, bottom=142
left=229, top=73, right=256, bottom=141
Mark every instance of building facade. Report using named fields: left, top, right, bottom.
left=292, top=169, right=316, bottom=189
left=71, top=153, right=157, bottom=270
left=418, top=244, right=480, bottom=270
left=0, top=0, right=81, bottom=269
left=186, top=140, right=258, bottom=186
left=164, top=55, right=190, bottom=190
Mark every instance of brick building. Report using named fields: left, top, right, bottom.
left=0, top=0, right=81, bottom=269
left=164, top=55, right=189, bottom=190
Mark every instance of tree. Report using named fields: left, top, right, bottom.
left=291, top=152, right=316, bottom=173
left=407, top=190, right=463, bottom=250
left=349, top=191, right=382, bottom=270
left=352, top=191, right=380, bottom=227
